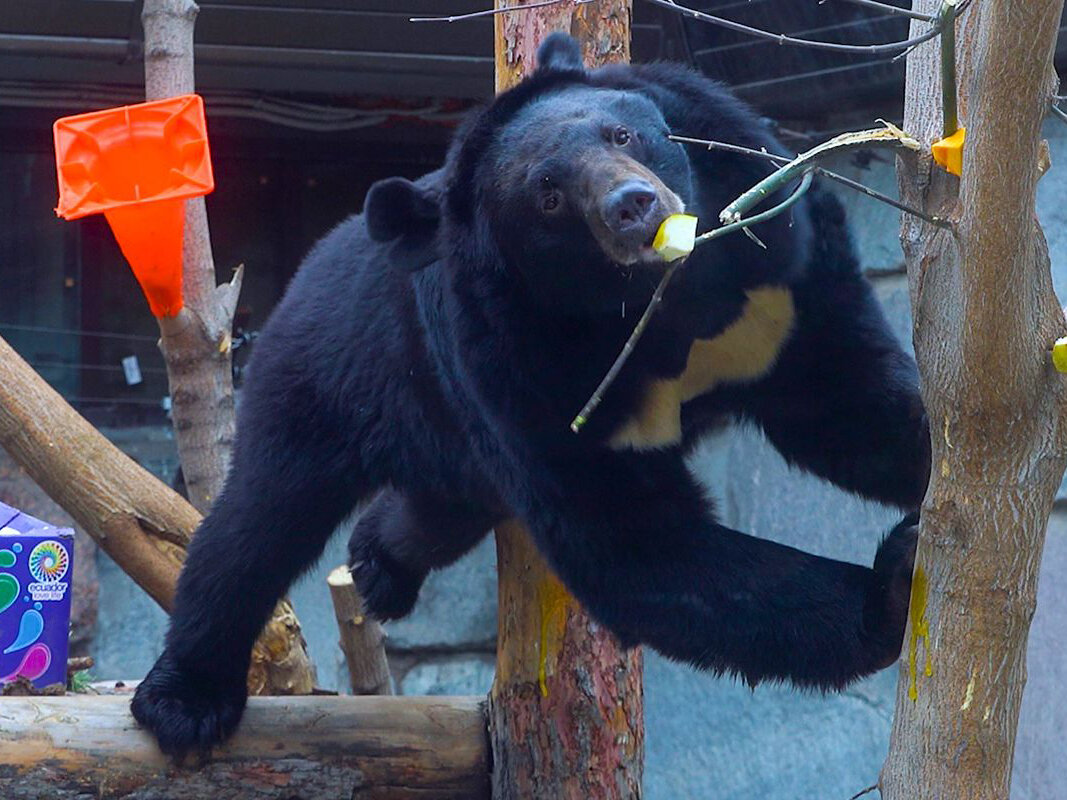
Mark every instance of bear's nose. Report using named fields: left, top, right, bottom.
left=602, top=180, right=659, bottom=238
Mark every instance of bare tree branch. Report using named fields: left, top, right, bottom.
left=832, top=0, right=935, bottom=22
left=410, top=0, right=592, bottom=23
left=643, top=0, right=965, bottom=56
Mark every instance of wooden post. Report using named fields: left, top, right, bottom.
left=140, top=0, right=316, bottom=695
left=489, top=4, right=643, bottom=799
left=328, top=565, right=393, bottom=696
left=881, top=0, right=1067, bottom=797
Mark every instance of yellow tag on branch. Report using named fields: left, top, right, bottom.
left=932, top=128, right=966, bottom=177
left=1052, top=337, right=1067, bottom=373
left=653, top=214, right=698, bottom=262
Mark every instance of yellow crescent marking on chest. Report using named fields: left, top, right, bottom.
left=609, top=286, right=796, bottom=451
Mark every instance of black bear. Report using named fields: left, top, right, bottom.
left=132, top=33, right=929, bottom=757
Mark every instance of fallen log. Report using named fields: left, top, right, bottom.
left=0, top=695, right=489, bottom=799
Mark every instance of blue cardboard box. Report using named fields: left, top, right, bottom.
left=0, top=500, right=74, bottom=690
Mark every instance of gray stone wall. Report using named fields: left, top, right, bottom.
left=90, top=121, right=1067, bottom=798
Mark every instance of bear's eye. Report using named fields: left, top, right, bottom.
left=612, top=126, right=631, bottom=146
left=541, top=190, right=562, bottom=214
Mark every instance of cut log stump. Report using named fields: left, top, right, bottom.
left=327, top=564, right=393, bottom=696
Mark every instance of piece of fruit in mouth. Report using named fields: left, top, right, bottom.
left=652, top=214, right=698, bottom=262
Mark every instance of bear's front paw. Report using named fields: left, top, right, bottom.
left=865, top=511, right=919, bottom=669
left=130, top=650, right=247, bottom=760
left=347, top=533, right=422, bottom=620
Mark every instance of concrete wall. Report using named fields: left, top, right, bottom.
left=90, top=121, right=1067, bottom=798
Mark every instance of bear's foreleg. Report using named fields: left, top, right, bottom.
left=509, top=448, right=917, bottom=690
left=131, top=416, right=370, bottom=758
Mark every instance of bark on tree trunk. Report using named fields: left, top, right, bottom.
left=0, top=695, right=489, bottom=799
left=881, top=1, right=1067, bottom=797
left=490, top=523, right=644, bottom=800
left=140, top=0, right=315, bottom=696
left=143, top=0, right=238, bottom=516
left=489, top=9, right=643, bottom=799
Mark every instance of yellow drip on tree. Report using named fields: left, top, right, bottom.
left=907, top=563, right=933, bottom=701
left=537, top=575, right=573, bottom=696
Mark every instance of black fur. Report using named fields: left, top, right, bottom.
left=132, top=36, right=929, bottom=757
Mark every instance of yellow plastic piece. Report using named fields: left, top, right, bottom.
left=652, top=214, right=698, bottom=262
left=931, top=127, right=966, bottom=177
left=1053, top=337, right=1067, bottom=373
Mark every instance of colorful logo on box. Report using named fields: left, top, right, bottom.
left=28, top=541, right=69, bottom=583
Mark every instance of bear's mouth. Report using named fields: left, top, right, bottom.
left=580, top=155, right=686, bottom=268
left=596, top=207, right=685, bottom=268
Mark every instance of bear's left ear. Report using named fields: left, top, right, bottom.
left=364, top=177, right=440, bottom=272
left=536, top=33, right=584, bottom=74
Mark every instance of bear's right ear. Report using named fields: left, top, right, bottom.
left=536, top=33, right=584, bottom=74
left=364, top=177, right=440, bottom=272
left=365, top=177, right=439, bottom=243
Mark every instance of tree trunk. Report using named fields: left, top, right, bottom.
left=487, top=15, right=641, bottom=800
left=490, top=522, right=643, bottom=800
left=139, top=0, right=315, bottom=696
left=143, top=0, right=238, bottom=516
left=0, top=695, right=489, bottom=799
left=881, top=1, right=1067, bottom=797
left=489, top=4, right=641, bottom=791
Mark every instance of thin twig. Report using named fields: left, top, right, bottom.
left=642, top=0, right=963, bottom=56
left=939, top=0, right=959, bottom=137
left=570, top=172, right=814, bottom=433
left=828, top=0, right=935, bottom=22
left=669, top=134, right=952, bottom=228
left=815, top=167, right=951, bottom=228
left=848, top=784, right=879, bottom=800
left=891, top=39, right=923, bottom=62
left=1050, top=103, right=1067, bottom=126
left=410, top=0, right=592, bottom=23
left=570, top=261, right=683, bottom=433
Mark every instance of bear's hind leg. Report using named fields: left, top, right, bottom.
left=348, top=489, right=500, bottom=620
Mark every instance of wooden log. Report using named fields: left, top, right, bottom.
left=0, top=334, right=193, bottom=612
left=327, top=565, right=393, bottom=695
left=0, top=335, right=312, bottom=697
left=490, top=523, right=644, bottom=800
left=0, top=695, right=489, bottom=799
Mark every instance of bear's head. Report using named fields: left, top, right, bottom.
left=366, top=34, right=808, bottom=315
left=479, top=35, right=692, bottom=267
left=446, top=34, right=696, bottom=310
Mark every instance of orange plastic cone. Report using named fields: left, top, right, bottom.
left=53, top=94, right=214, bottom=317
